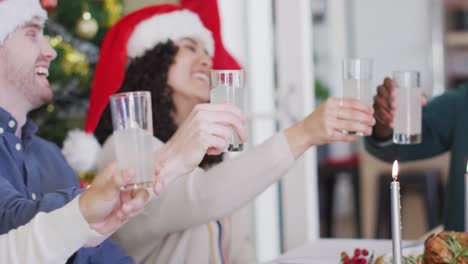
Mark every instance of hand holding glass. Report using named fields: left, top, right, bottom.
left=342, top=58, right=373, bottom=135
left=209, top=70, right=245, bottom=151
left=110, top=91, right=155, bottom=190
left=392, top=71, right=422, bottom=144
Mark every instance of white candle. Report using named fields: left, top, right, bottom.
left=391, top=160, right=402, bottom=264
left=465, top=162, right=468, bottom=233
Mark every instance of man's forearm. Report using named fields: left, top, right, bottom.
left=0, top=187, right=82, bottom=234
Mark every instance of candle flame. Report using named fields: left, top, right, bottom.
left=392, top=160, right=399, bottom=181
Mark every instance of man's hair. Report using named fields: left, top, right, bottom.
left=94, top=40, right=223, bottom=168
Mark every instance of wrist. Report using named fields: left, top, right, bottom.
left=284, top=121, right=312, bottom=159
left=155, top=143, right=183, bottom=183
left=159, top=157, right=179, bottom=180
left=78, top=193, right=92, bottom=225
left=372, top=122, right=393, bottom=141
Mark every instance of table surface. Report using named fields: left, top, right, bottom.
left=266, top=239, right=422, bottom=264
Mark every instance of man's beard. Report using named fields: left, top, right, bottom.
left=3, top=54, right=52, bottom=109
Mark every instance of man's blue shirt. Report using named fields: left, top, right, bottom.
left=0, top=108, right=133, bottom=263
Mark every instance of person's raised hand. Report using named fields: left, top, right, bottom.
left=373, top=77, right=396, bottom=140
left=285, top=97, right=375, bottom=158
left=305, top=97, right=375, bottom=145
left=153, top=103, right=247, bottom=188
left=79, top=162, right=150, bottom=235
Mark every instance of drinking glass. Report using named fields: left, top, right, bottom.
left=110, top=91, right=154, bottom=190
left=209, top=70, right=245, bottom=151
left=392, top=70, right=422, bottom=144
left=342, top=58, right=373, bottom=135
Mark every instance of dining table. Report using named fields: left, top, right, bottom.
left=266, top=239, right=422, bottom=264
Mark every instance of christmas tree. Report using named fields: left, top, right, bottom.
left=31, top=0, right=123, bottom=146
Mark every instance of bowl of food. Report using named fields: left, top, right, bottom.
left=340, top=231, right=468, bottom=264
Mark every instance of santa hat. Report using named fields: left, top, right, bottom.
left=63, top=0, right=241, bottom=172
left=0, top=0, right=47, bottom=45
left=85, top=0, right=242, bottom=134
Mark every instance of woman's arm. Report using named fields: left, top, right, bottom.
left=111, top=131, right=294, bottom=247
left=114, top=97, right=375, bottom=236
left=151, top=132, right=295, bottom=233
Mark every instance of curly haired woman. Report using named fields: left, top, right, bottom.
left=85, top=2, right=375, bottom=263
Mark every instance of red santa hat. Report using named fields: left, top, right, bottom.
left=84, top=0, right=242, bottom=133
left=0, top=0, right=48, bottom=44
left=63, top=0, right=241, bottom=172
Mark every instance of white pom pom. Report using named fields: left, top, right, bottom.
left=62, top=129, right=101, bottom=172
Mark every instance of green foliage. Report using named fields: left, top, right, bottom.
left=445, top=232, right=468, bottom=264
left=32, top=108, right=69, bottom=147
left=52, top=0, right=116, bottom=45
left=47, top=39, right=93, bottom=89
left=30, top=1, right=123, bottom=146
left=402, top=255, right=423, bottom=264
left=315, top=79, right=329, bottom=100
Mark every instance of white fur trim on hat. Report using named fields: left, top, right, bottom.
left=127, top=10, right=214, bottom=59
left=62, top=129, right=101, bottom=172
left=0, top=0, right=47, bottom=44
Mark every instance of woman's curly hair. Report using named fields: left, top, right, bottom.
left=94, top=40, right=223, bottom=168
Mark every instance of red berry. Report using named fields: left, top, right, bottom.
left=354, top=248, right=361, bottom=257
left=362, top=249, right=369, bottom=256
left=344, top=259, right=351, bottom=264
left=358, top=258, right=367, bottom=264
left=79, top=179, right=89, bottom=188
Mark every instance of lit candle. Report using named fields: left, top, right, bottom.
left=465, top=162, right=468, bottom=232
left=391, top=160, right=402, bottom=264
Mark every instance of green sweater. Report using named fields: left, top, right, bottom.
left=365, top=86, right=468, bottom=231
